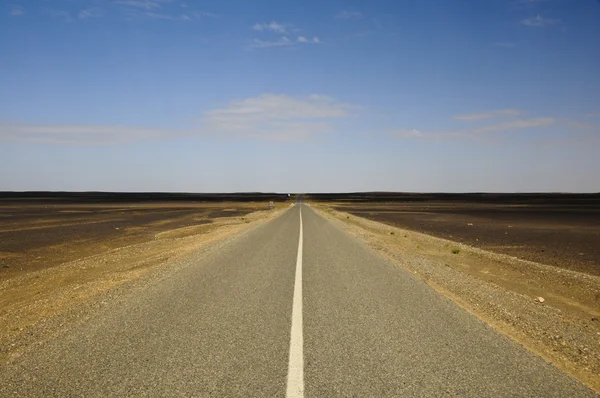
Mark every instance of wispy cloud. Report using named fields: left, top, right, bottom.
left=453, top=109, right=524, bottom=121
left=521, top=14, right=562, bottom=27
left=0, top=124, right=172, bottom=145
left=200, top=94, right=356, bottom=141
left=249, top=37, right=294, bottom=49
left=1, top=94, right=357, bottom=144
left=11, top=6, right=24, bottom=16
left=250, top=21, right=320, bottom=49
left=297, top=36, right=320, bottom=44
left=116, top=0, right=215, bottom=21
left=123, top=10, right=214, bottom=21
left=115, top=0, right=173, bottom=10
left=335, top=10, right=362, bottom=20
left=248, top=36, right=320, bottom=49
left=78, top=7, right=104, bottom=19
left=252, top=21, right=288, bottom=33
left=42, top=1, right=211, bottom=23
left=390, top=118, right=556, bottom=140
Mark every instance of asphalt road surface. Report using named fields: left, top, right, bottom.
left=0, top=204, right=595, bottom=397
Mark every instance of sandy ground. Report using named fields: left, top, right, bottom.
left=0, top=202, right=264, bottom=275
left=312, top=203, right=600, bottom=393
left=0, top=202, right=288, bottom=364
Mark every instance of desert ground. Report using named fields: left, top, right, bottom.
left=329, top=197, right=600, bottom=277
left=1, top=192, right=598, bottom=392
left=0, top=192, right=289, bottom=363
left=0, top=197, right=276, bottom=276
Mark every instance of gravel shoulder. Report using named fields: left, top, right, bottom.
left=312, top=203, right=600, bottom=393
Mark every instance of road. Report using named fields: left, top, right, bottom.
left=0, top=204, right=595, bottom=397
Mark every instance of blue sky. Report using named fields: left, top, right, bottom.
left=1, top=0, right=599, bottom=192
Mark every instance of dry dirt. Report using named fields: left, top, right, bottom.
left=0, top=201, right=288, bottom=364
left=312, top=203, right=600, bottom=393
left=0, top=202, right=261, bottom=275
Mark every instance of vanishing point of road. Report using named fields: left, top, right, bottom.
left=0, top=204, right=595, bottom=397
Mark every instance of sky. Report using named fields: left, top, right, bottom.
left=1, top=0, right=599, bottom=193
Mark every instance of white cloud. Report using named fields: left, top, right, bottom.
left=200, top=94, right=357, bottom=141
left=1, top=94, right=358, bottom=144
left=249, top=35, right=320, bottom=49
left=390, top=118, right=556, bottom=140
left=453, top=109, right=524, bottom=121
left=123, top=10, right=211, bottom=21
left=0, top=124, right=172, bottom=145
left=250, top=21, right=320, bottom=49
left=295, top=36, right=320, bottom=44
left=253, top=21, right=288, bottom=33
left=115, top=0, right=172, bottom=10
left=116, top=0, right=215, bottom=21
left=461, top=118, right=555, bottom=134
left=78, top=7, right=104, bottom=19
left=11, top=7, right=24, bottom=16
left=335, top=11, right=362, bottom=20
left=249, top=37, right=294, bottom=49
left=521, top=14, right=561, bottom=27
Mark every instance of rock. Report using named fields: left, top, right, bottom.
left=535, top=296, right=545, bottom=303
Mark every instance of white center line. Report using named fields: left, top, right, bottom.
left=286, top=206, right=304, bottom=398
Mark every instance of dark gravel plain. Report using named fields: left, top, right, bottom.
left=308, top=193, right=600, bottom=276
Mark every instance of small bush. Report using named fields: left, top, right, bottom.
left=390, top=231, right=395, bottom=235
left=451, top=248, right=460, bottom=254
